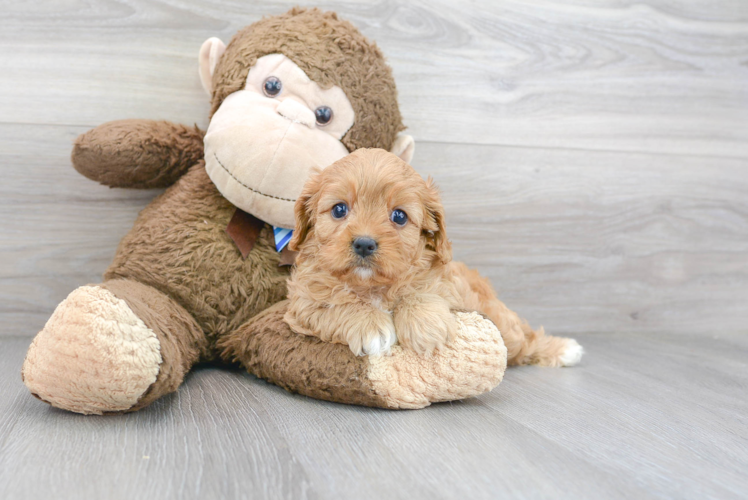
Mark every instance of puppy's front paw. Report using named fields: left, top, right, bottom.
left=362, top=323, right=397, bottom=357
left=394, top=296, right=457, bottom=355
left=349, top=311, right=397, bottom=357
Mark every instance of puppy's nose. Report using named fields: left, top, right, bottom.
left=352, top=237, right=378, bottom=258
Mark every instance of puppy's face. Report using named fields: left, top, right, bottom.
left=289, top=149, right=451, bottom=284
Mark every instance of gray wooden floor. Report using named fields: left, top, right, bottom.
left=1, top=332, right=747, bottom=500
left=2, top=0, right=747, bottom=337
left=2, top=1, right=748, bottom=499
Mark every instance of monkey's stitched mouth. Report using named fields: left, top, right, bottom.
left=212, top=152, right=297, bottom=203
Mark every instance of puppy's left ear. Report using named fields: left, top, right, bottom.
left=288, top=170, right=321, bottom=252
left=422, top=178, right=452, bottom=265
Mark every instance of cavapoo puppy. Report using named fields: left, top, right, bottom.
left=284, top=148, right=583, bottom=367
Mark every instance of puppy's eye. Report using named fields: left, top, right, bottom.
left=315, top=106, right=333, bottom=126
left=331, top=203, right=348, bottom=219
left=390, top=209, right=408, bottom=226
left=263, top=76, right=282, bottom=97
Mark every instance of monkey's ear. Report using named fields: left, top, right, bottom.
left=422, top=178, right=452, bottom=265
left=391, top=134, right=415, bottom=164
left=288, top=171, right=322, bottom=251
left=199, top=37, right=227, bottom=97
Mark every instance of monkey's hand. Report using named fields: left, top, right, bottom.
left=72, top=119, right=205, bottom=188
left=394, top=294, right=457, bottom=355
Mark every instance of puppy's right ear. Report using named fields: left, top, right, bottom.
left=288, top=170, right=321, bottom=251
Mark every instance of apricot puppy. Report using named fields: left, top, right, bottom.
left=284, top=149, right=583, bottom=366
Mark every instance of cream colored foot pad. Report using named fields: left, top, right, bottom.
left=22, top=285, right=162, bottom=415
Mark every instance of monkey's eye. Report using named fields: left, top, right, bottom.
left=263, top=76, right=282, bottom=97
left=315, top=106, right=333, bottom=126
left=391, top=209, right=408, bottom=226
left=331, top=203, right=348, bottom=219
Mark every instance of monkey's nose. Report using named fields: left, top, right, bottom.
left=352, top=237, right=378, bottom=258
left=277, top=98, right=316, bottom=128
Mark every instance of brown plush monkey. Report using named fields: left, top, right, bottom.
left=21, top=8, right=506, bottom=415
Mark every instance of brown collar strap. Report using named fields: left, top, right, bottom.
left=225, top=208, right=297, bottom=266
left=225, top=208, right=264, bottom=259
left=278, top=246, right=298, bottom=267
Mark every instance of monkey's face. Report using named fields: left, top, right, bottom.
left=203, top=54, right=356, bottom=228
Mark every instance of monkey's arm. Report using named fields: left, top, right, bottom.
left=217, top=300, right=508, bottom=410
left=72, top=119, right=205, bottom=188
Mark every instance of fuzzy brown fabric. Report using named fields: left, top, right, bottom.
left=22, top=8, right=506, bottom=415
left=72, top=119, right=205, bottom=188
left=104, top=164, right=291, bottom=356
left=211, top=7, right=405, bottom=153
left=218, top=300, right=387, bottom=408
left=100, top=279, right=209, bottom=412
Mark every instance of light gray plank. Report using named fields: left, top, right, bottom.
left=0, top=124, right=162, bottom=337
left=0, top=337, right=314, bottom=500
left=483, top=332, right=748, bottom=500
left=414, top=142, right=748, bottom=336
left=0, top=0, right=746, bottom=157
left=2, top=332, right=747, bottom=499
left=2, top=0, right=747, bottom=336
left=229, top=363, right=656, bottom=500
left=3, top=123, right=746, bottom=337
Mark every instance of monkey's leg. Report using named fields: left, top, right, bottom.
left=22, top=279, right=208, bottom=414
left=451, top=262, right=584, bottom=367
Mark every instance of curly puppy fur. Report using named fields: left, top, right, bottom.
left=285, top=149, right=583, bottom=366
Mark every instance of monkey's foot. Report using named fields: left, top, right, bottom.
left=22, top=286, right=162, bottom=415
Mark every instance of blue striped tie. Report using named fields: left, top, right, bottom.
left=273, top=226, right=293, bottom=252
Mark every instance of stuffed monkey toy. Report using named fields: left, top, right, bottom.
left=21, top=8, right=507, bottom=414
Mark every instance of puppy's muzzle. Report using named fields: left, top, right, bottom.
left=352, top=237, right=377, bottom=258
